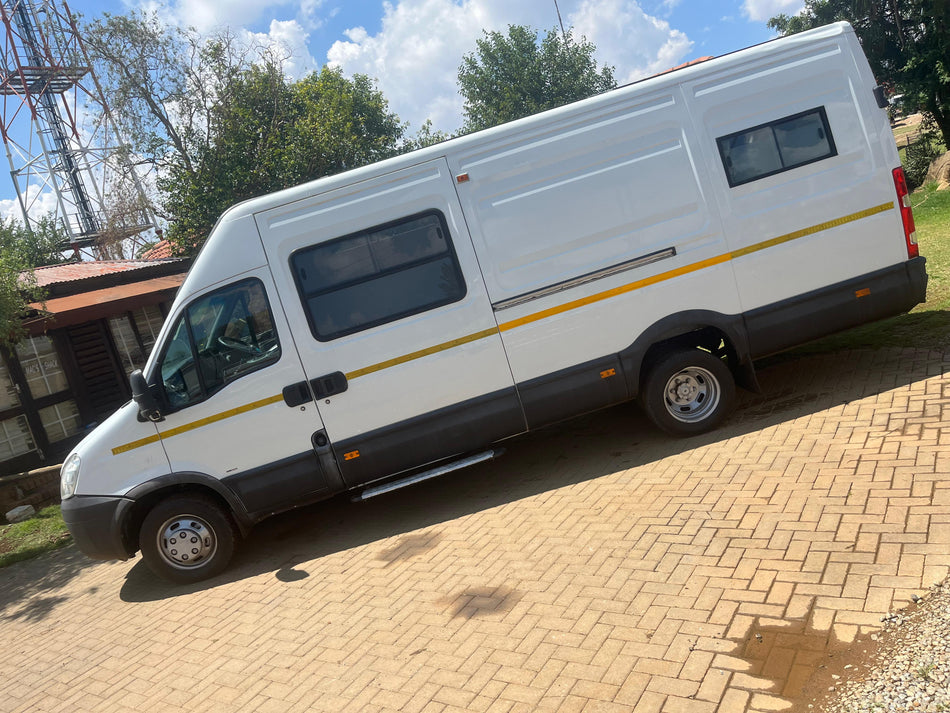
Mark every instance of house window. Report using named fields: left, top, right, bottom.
left=0, top=415, right=34, bottom=461
left=133, top=305, right=164, bottom=354
left=38, top=401, right=82, bottom=444
left=291, top=211, right=466, bottom=341
left=717, top=107, right=837, bottom=187
left=15, top=336, right=68, bottom=398
left=0, top=358, right=20, bottom=412
left=109, top=305, right=167, bottom=374
left=0, top=335, right=86, bottom=466
left=109, top=315, right=143, bottom=373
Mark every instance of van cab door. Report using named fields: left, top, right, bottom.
left=256, top=158, right=525, bottom=487
left=147, top=267, right=337, bottom=513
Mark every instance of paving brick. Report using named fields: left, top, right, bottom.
left=3, top=347, right=949, bottom=713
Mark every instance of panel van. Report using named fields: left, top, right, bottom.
left=61, top=22, right=927, bottom=582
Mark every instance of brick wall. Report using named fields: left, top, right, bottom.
left=0, top=465, right=60, bottom=521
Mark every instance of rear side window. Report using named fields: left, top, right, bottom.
left=717, top=107, right=836, bottom=187
left=291, top=211, right=466, bottom=341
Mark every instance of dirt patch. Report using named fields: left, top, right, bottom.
left=793, top=582, right=950, bottom=712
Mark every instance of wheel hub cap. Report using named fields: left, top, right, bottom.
left=664, top=366, right=721, bottom=423
left=157, top=515, right=216, bottom=569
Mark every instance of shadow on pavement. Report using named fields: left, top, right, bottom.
left=118, top=346, right=949, bottom=602
left=0, top=546, right=104, bottom=621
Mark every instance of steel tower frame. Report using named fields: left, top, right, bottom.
left=0, top=0, right=154, bottom=259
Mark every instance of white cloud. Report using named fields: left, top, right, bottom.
left=327, top=0, right=693, bottom=133
left=242, top=19, right=319, bottom=79
left=0, top=186, right=59, bottom=224
left=742, top=0, right=805, bottom=22
left=143, top=0, right=326, bottom=36
left=168, top=0, right=295, bottom=34
left=570, top=0, right=692, bottom=84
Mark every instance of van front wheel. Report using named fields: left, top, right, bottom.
left=139, top=495, right=237, bottom=583
left=642, top=348, right=735, bottom=436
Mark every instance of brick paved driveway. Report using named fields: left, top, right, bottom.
left=2, top=347, right=949, bottom=713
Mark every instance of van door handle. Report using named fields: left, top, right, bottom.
left=282, top=381, right=313, bottom=407
left=311, top=372, right=348, bottom=399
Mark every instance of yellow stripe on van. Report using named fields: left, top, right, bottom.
left=499, top=253, right=732, bottom=332
left=345, top=327, right=499, bottom=380
left=111, top=203, right=895, bottom=456
left=729, top=203, right=893, bottom=259
left=500, top=202, right=895, bottom=332
left=111, top=433, right=162, bottom=456
left=111, top=393, right=284, bottom=456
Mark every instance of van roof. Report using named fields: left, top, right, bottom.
left=214, top=21, right=853, bottom=227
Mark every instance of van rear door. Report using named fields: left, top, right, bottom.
left=256, top=158, right=525, bottom=487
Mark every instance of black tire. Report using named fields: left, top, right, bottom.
left=641, top=348, right=735, bottom=437
left=139, top=495, right=237, bottom=584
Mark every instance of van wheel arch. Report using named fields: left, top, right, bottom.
left=621, top=311, right=758, bottom=397
left=123, top=475, right=251, bottom=555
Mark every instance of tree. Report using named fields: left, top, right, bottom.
left=161, top=65, right=405, bottom=253
left=457, top=25, right=616, bottom=133
left=0, top=217, right=70, bottom=347
left=83, top=11, right=250, bottom=181
left=84, top=11, right=408, bottom=255
left=768, top=1, right=950, bottom=147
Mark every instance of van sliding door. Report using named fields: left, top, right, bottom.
left=255, top=158, right=526, bottom=487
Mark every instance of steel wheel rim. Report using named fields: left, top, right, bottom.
left=663, top=366, right=720, bottom=423
left=156, top=514, right=217, bottom=570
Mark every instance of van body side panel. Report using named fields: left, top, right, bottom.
left=256, top=158, right=526, bottom=487
left=331, top=387, right=523, bottom=484
left=517, top=355, right=628, bottom=430
left=67, top=402, right=170, bottom=497
left=221, top=451, right=330, bottom=516
left=688, top=31, right=908, bottom=315
left=451, top=89, right=740, bottom=391
left=745, top=257, right=927, bottom=358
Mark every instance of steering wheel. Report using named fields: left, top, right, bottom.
left=218, top=335, right=260, bottom=355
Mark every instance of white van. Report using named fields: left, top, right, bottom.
left=61, top=22, right=926, bottom=582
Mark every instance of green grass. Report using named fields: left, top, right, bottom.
left=786, top=181, right=950, bottom=357
left=0, top=505, right=72, bottom=568
left=913, top=183, right=950, bottom=309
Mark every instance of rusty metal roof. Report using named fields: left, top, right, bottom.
left=25, top=273, right=186, bottom=332
left=30, top=259, right=184, bottom=288
left=140, top=240, right=176, bottom=260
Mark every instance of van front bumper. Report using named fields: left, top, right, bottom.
left=61, top=495, right=135, bottom=561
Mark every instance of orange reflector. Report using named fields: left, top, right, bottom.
left=855, top=288, right=871, bottom=298
left=456, top=173, right=470, bottom=183
left=600, top=368, right=617, bottom=379
left=344, top=450, right=360, bottom=461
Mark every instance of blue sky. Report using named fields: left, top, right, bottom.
left=0, top=0, right=805, bottom=221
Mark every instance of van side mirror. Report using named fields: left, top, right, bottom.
left=130, top=370, right=164, bottom=423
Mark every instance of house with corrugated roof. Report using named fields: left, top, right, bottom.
left=1, top=253, right=189, bottom=474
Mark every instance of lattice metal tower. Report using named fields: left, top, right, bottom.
left=0, top=0, right=154, bottom=260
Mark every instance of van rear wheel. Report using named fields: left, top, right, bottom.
left=642, top=348, right=735, bottom=436
left=139, top=495, right=237, bottom=583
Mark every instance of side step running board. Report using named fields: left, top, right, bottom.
left=353, top=449, right=502, bottom=501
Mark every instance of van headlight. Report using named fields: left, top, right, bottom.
left=60, top=453, right=81, bottom=500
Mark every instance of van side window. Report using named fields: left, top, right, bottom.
left=158, top=279, right=280, bottom=410
left=717, top=107, right=836, bottom=187
left=291, top=211, right=467, bottom=341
